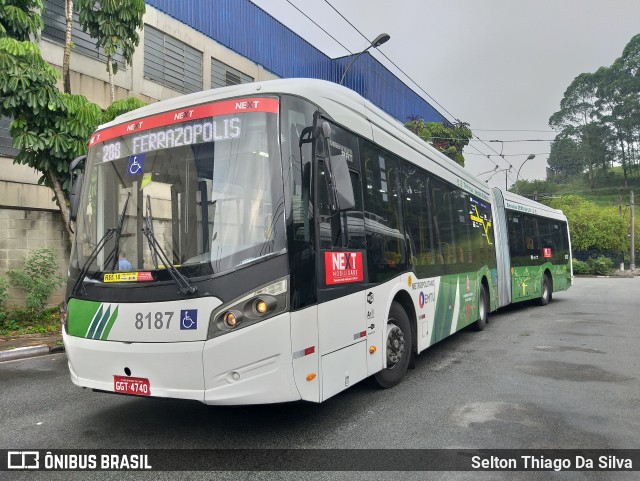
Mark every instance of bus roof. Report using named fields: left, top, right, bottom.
left=502, top=190, right=566, bottom=221
left=99, top=78, right=563, bottom=220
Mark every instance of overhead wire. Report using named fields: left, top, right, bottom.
left=320, top=0, right=542, bottom=179
left=320, top=0, right=510, bottom=170
left=283, top=0, right=353, bottom=55
left=322, top=0, right=460, bottom=124
left=289, top=0, right=544, bottom=183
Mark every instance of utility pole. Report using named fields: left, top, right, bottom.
left=631, top=190, right=635, bottom=271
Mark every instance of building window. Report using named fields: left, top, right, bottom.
left=42, top=0, right=125, bottom=67
left=144, top=25, right=203, bottom=94
left=211, top=58, right=253, bottom=88
left=0, top=117, right=19, bottom=158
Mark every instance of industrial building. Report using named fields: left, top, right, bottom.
left=0, top=0, right=445, bottom=305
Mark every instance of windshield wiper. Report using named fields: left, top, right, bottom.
left=141, top=198, right=198, bottom=296
left=72, top=193, right=131, bottom=296
left=71, top=229, right=116, bottom=296
left=103, top=193, right=131, bottom=271
left=144, top=195, right=159, bottom=270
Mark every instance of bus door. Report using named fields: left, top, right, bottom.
left=315, top=120, right=369, bottom=399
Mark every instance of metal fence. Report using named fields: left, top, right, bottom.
left=573, top=249, right=639, bottom=268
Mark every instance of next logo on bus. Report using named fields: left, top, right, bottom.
left=236, top=100, right=260, bottom=110
left=325, top=252, right=364, bottom=285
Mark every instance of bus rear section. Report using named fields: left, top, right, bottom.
left=501, top=193, right=572, bottom=306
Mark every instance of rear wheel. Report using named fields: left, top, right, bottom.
left=374, top=302, right=412, bottom=389
left=474, top=283, right=489, bottom=331
left=540, top=274, right=551, bottom=306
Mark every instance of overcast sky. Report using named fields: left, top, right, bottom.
left=250, top=0, right=640, bottom=188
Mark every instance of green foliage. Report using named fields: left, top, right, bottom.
left=405, top=117, right=472, bottom=167
left=571, top=258, right=589, bottom=275
left=76, top=0, right=145, bottom=73
left=510, top=178, right=558, bottom=198
left=102, top=96, right=147, bottom=123
left=0, top=275, right=9, bottom=324
left=7, top=247, right=64, bottom=316
left=0, top=7, right=146, bottom=235
left=587, top=256, right=614, bottom=276
left=0, top=37, right=103, bottom=195
left=0, top=307, right=59, bottom=336
left=0, top=0, right=44, bottom=41
left=549, top=33, right=640, bottom=186
left=549, top=195, right=629, bottom=252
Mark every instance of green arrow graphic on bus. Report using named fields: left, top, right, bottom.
left=67, top=299, right=118, bottom=340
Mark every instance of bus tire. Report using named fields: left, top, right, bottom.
left=539, top=273, right=551, bottom=306
left=374, top=301, right=412, bottom=389
left=474, top=283, right=489, bottom=331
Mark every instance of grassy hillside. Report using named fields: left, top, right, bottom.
left=512, top=167, right=639, bottom=212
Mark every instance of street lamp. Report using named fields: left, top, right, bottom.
left=516, top=154, right=536, bottom=185
left=339, top=33, right=391, bottom=85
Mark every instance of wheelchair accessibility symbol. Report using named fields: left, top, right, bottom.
left=180, top=309, right=198, bottom=330
left=126, top=153, right=145, bottom=177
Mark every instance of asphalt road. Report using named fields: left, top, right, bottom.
left=1, top=277, right=639, bottom=480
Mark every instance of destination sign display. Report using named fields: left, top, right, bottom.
left=88, top=96, right=279, bottom=147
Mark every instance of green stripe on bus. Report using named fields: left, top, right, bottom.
left=67, top=299, right=102, bottom=338
left=92, top=305, right=112, bottom=339
left=86, top=304, right=104, bottom=339
left=100, top=305, right=119, bottom=340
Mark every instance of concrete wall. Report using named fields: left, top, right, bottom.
left=0, top=4, right=279, bottom=310
left=0, top=208, right=69, bottom=308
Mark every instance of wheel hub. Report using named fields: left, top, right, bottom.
left=386, top=323, right=406, bottom=368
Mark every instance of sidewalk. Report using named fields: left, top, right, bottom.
left=0, top=332, right=64, bottom=361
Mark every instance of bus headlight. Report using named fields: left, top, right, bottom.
left=207, top=277, right=288, bottom=339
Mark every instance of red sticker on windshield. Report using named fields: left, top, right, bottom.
left=325, top=252, right=364, bottom=285
left=542, top=248, right=552, bottom=258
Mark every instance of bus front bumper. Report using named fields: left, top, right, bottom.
left=63, top=313, right=302, bottom=405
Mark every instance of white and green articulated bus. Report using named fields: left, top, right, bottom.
left=63, top=79, right=572, bottom=404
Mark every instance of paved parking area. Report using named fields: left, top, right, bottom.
left=1, top=277, right=638, bottom=479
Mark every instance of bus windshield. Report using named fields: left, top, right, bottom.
left=71, top=98, right=285, bottom=281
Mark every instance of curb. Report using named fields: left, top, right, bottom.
left=0, top=344, right=64, bottom=362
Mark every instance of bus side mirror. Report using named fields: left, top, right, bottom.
left=69, top=155, right=86, bottom=222
left=321, top=121, right=355, bottom=212
left=69, top=173, right=84, bottom=222
left=327, top=154, right=355, bottom=211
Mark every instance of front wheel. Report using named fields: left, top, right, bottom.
left=374, top=302, right=412, bottom=389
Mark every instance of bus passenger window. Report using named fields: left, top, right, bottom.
left=362, top=142, right=406, bottom=283
left=403, top=165, right=437, bottom=278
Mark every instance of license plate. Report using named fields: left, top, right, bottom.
left=113, top=376, right=150, bottom=396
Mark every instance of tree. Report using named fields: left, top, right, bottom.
left=63, top=0, right=73, bottom=93
left=405, top=117, right=472, bottom=167
left=549, top=72, right=604, bottom=188
left=595, top=37, right=640, bottom=187
left=547, top=135, right=583, bottom=177
left=102, top=96, right=147, bottom=123
left=1, top=1, right=146, bottom=240
left=76, top=0, right=145, bottom=102
left=0, top=38, right=103, bottom=239
left=0, top=0, right=43, bottom=41
left=549, top=34, right=640, bottom=188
